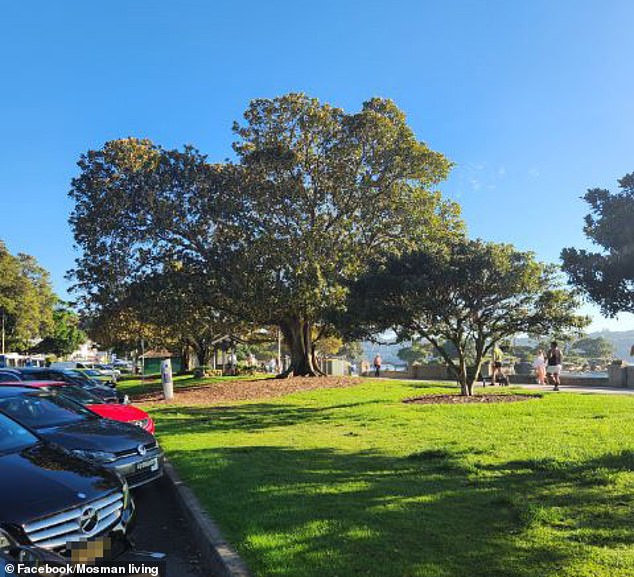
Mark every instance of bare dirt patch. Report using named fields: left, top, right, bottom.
left=135, top=376, right=362, bottom=405
left=404, top=393, right=542, bottom=405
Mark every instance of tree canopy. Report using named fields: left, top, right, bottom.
left=68, top=94, right=462, bottom=376
left=0, top=241, right=56, bottom=352
left=31, top=304, right=86, bottom=357
left=570, top=336, right=615, bottom=361
left=561, top=172, right=634, bottom=315
left=343, top=239, right=589, bottom=395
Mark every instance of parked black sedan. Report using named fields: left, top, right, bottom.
left=0, top=387, right=163, bottom=489
left=0, top=410, right=135, bottom=553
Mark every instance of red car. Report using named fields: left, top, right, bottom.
left=0, top=381, right=155, bottom=434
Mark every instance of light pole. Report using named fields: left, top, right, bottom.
left=1, top=310, right=5, bottom=355
left=277, top=327, right=282, bottom=372
left=140, top=337, right=145, bottom=380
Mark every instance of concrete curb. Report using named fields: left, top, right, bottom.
left=163, top=461, right=253, bottom=577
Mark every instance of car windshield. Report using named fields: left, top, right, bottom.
left=82, top=369, right=102, bottom=376
left=64, top=371, right=100, bottom=386
left=56, top=385, right=104, bottom=405
left=0, top=393, right=97, bottom=429
left=0, top=412, right=39, bottom=452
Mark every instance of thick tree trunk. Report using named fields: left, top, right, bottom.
left=278, top=318, right=325, bottom=377
left=179, top=345, right=191, bottom=374
left=192, top=341, right=210, bottom=367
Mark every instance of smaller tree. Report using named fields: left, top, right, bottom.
left=338, top=341, right=364, bottom=363
left=314, top=336, right=344, bottom=358
left=397, top=341, right=435, bottom=365
left=343, top=239, right=589, bottom=395
left=0, top=243, right=55, bottom=352
left=561, top=173, right=634, bottom=315
left=570, top=336, right=614, bottom=361
left=32, top=304, right=87, bottom=357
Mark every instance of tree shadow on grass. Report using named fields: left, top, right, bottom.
left=151, top=401, right=385, bottom=434
left=165, top=443, right=634, bottom=577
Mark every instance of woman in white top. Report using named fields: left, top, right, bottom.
left=533, top=350, right=546, bottom=385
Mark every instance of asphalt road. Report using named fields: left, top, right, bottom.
left=132, top=476, right=209, bottom=577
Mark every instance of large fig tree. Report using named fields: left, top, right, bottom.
left=68, top=94, right=461, bottom=376
left=227, top=94, right=460, bottom=375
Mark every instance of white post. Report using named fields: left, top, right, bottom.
left=161, top=358, right=174, bottom=400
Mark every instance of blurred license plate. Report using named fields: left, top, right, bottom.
left=70, top=535, right=112, bottom=564
left=137, top=457, right=159, bottom=472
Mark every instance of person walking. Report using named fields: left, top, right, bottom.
left=373, top=354, right=382, bottom=377
left=546, top=341, right=563, bottom=391
left=491, top=345, right=504, bottom=385
left=533, top=349, right=546, bottom=385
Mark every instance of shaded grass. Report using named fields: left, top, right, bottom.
left=146, top=379, right=634, bottom=577
left=117, top=373, right=272, bottom=397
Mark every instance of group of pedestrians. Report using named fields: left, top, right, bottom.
left=370, top=342, right=564, bottom=391
left=533, top=341, right=563, bottom=391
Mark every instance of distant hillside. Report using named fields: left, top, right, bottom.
left=589, top=329, right=634, bottom=361
left=361, top=341, right=405, bottom=365
left=362, top=330, right=634, bottom=363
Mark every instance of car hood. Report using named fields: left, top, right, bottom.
left=87, top=403, right=149, bottom=423
left=0, top=443, right=120, bottom=526
left=37, top=418, right=154, bottom=453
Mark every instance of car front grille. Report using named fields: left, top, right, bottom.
left=22, top=491, right=123, bottom=550
left=114, top=440, right=158, bottom=459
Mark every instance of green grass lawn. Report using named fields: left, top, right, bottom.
left=146, top=379, right=634, bottom=577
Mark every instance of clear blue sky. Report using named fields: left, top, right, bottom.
left=1, top=0, right=633, bottom=331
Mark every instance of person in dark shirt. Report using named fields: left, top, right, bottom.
left=373, top=354, right=382, bottom=377
left=546, top=341, right=563, bottom=391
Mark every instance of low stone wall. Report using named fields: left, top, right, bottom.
left=365, top=363, right=630, bottom=388
left=362, top=370, right=411, bottom=379
left=410, top=364, right=454, bottom=380
left=608, top=364, right=631, bottom=387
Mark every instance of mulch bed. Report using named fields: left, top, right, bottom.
left=134, top=376, right=362, bottom=405
left=403, top=393, right=542, bottom=405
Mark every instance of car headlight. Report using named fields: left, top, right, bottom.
left=0, top=528, right=16, bottom=552
left=131, top=418, right=149, bottom=430
left=71, top=449, right=118, bottom=464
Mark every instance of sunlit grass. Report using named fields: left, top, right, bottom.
left=145, top=378, right=634, bottom=577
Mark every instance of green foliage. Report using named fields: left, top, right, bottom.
left=397, top=341, right=434, bottom=364
left=229, top=94, right=461, bottom=374
left=68, top=141, right=244, bottom=362
left=337, top=341, right=364, bottom=362
left=68, top=95, right=462, bottom=376
left=314, top=336, right=343, bottom=357
left=570, top=336, right=615, bottom=360
left=561, top=172, right=634, bottom=315
left=0, top=241, right=55, bottom=351
left=343, top=239, right=589, bottom=393
left=32, top=304, right=86, bottom=356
